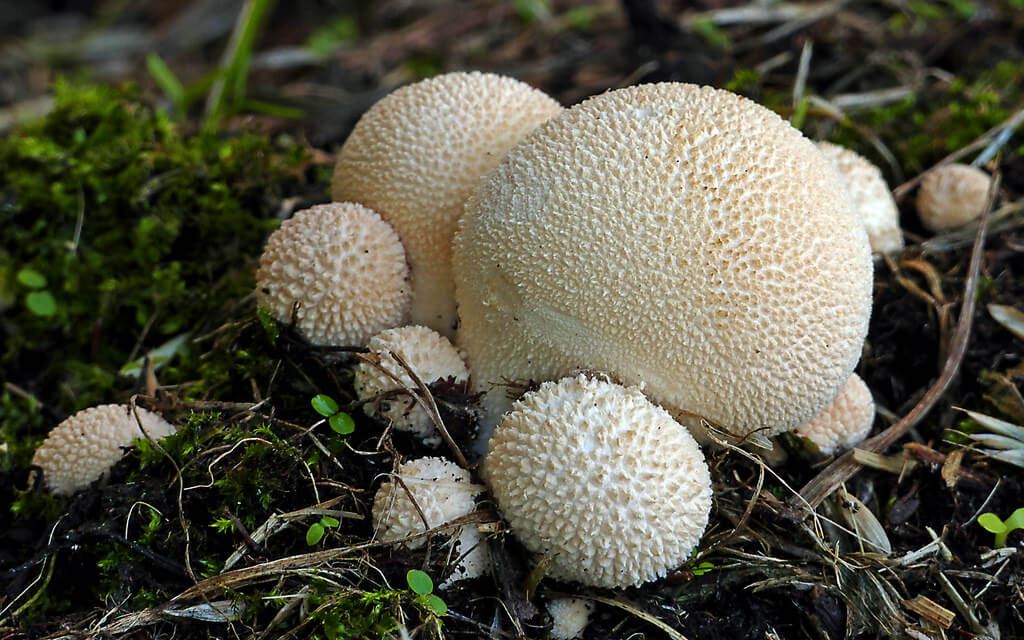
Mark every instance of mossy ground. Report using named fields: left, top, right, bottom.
left=2, top=1, right=1024, bottom=639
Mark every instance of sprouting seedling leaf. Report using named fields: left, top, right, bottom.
left=423, top=594, right=447, bottom=615
left=25, top=291, right=57, bottom=317
left=306, top=521, right=325, bottom=546
left=329, top=411, right=355, bottom=435
left=311, top=394, right=340, bottom=417
left=406, top=569, right=434, bottom=595
left=977, top=508, right=1024, bottom=547
left=16, top=268, right=47, bottom=289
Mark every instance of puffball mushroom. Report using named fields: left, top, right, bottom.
left=31, top=404, right=177, bottom=495
left=353, top=325, right=469, bottom=443
left=372, top=457, right=488, bottom=583
left=331, top=71, right=562, bottom=337
left=455, top=83, right=873, bottom=443
left=546, top=597, right=594, bottom=640
left=255, top=202, right=411, bottom=346
left=815, top=141, right=904, bottom=253
left=484, top=375, right=712, bottom=588
left=917, top=163, right=993, bottom=232
left=794, top=373, right=876, bottom=455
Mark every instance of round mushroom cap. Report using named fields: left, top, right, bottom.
left=484, top=375, right=712, bottom=588
left=454, top=83, right=873, bottom=442
left=255, top=202, right=411, bottom=346
left=917, top=163, right=992, bottom=232
left=31, top=404, right=177, bottom=495
left=354, top=325, right=469, bottom=442
left=546, top=597, right=594, bottom=640
left=815, top=141, right=904, bottom=253
left=372, top=457, right=487, bottom=582
left=794, top=373, right=875, bottom=455
left=331, top=71, right=562, bottom=336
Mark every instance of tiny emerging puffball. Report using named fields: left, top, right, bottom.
left=31, top=404, right=177, bottom=495
left=917, top=163, right=993, bottom=232
left=353, top=326, right=469, bottom=444
left=484, top=375, right=712, bottom=588
left=816, top=141, right=904, bottom=253
left=255, top=202, right=411, bottom=347
left=547, top=598, right=594, bottom=640
left=371, top=457, right=488, bottom=585
left=794, top=374, right=876, bottom=455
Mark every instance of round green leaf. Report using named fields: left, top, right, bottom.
left=321, top=515, right=340, bottom=528
left=406, top=569, right=433, bottom=595
left=424, top=594, right=447, bottom=616
left=25, top=291, right=57, bottom=317
left=329, top=411, right=355, bottom=435
left=977, top=513, right=1006, bottom=534
left=306, top=522, right=325, bottom=546
left=311, top=394, right=339, bottom=417
left=16, top=268, right=47, bottom=289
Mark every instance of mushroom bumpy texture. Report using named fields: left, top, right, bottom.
left=372, top=457, right=488, bottom=583
left=353, top=325, right=469, bottom=443
left=255, top=202, right=411, bottom=346
left=546, top=597, right=594, bottom=640
left=331, top=71, right=562, bottom=337
left=31, top=404, right=177, bottom=495
left=454, top=83, right=873, bottom=443
left=815, top=141, right=904, bottom=253
left=484, top=375, right=712, bottom=588
left=917, top=163, right=993, bottom=232
left=794, top=373, right=876, bottom=455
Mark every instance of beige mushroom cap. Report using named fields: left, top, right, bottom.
left=255, top=202, right=411, bottom=346
left=371, top=457, right=488, bottom=583
left=454, top=83, right=873, bottom=442
left=917, top=163, right=993, bottom=232
left=353, top=325, right=469, bottom=442
left=32, top=404, right=177, bottom=495
left=484, top=375, right=712, bottom=588
left=331, top=71, right=562, bottom=337
left=794, top=373, right=876, bottom=455
left=816, top=141, right=904, bottom=253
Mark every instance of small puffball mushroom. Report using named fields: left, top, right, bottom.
left=917, top=163, right=993, bottom=231
left=332, top=71, right=562, bottom=336
left=255, top=202, right=411, bottom=346
left=794, top=373, right=876, bottom=455
left=484, top=375, right=712, bottom=588
left=372, top=457, right=488, bottom=583
left=455, top=83, right=873, bottom=443
left=354, top=325, right=469, bottom=444
left=546, top=598, right=594, bottom=640
left=815, top=141, right=904, bottom=253
left=31, top=404, right=177, bottom=495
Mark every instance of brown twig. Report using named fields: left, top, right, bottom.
left=787, top=169, right=1000, bottom=517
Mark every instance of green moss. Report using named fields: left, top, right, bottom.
left=0, top=80, right=313, bottom=452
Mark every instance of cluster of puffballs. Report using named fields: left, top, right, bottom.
left=29, top=71, right=995, bottom=638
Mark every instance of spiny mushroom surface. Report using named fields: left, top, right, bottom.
left=484, top=375, right=712, bottom=588
left=546, top=597, right=594, bottom=640
left=917, top=163, right=993, bottom=231
left=32, top=404, right=177, bottom=495
left=815, top=141, right=904, bottom=253
left=353, top=325, right=469, bottom=443
left=455, top=82, right=873, bottom=442
left=794, top=373, right=876, bottom=455
left=255, top=202, right=411, bottom=346
left=331, top=71, right=562, bottom=336
left=372, top=457, right=487, bottom=583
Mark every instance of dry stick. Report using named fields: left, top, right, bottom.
left=788, top=170, right=1001, bottom=518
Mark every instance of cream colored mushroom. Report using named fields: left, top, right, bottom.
left=484, top=375, right=712, bottom=588
left=255, top=202, right=411, bottom=346
left=31, top=404, right=177, bottom=495
left=331, top=71, right=562, bottom=336
left=794, top=373, right=875, bottom=455
left=816, top=141, right=903, bottom=253
left=353, top=325, right=469, bottom=444
left=454, top=83, right=873, bottom=443
left=372, top=457, right=488, bottom=584
left=547, top=597, right=594, bottom=640
left=917, top=163, right=993, bottom=231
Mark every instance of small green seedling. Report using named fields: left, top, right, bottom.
left=311, top=394, right=356, bottom=435
left=406, top=569, right=447, bottom=616
left=306, top=515, right=340, bottom=546
left=692, top=561, right=715, bottom=576
left=17, top=267, right=57, bottom=317
left=978, top=508, right=1024, bottom=547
